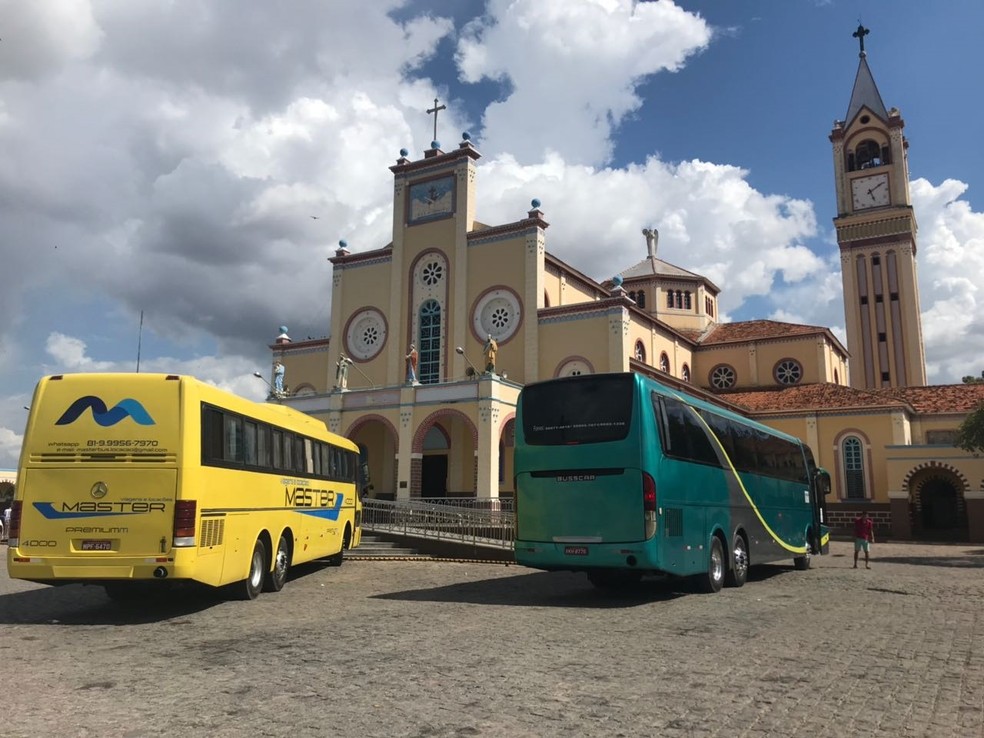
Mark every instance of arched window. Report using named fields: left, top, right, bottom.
left=634, top=341, right=646, bottom=363
left=675, top=290, right=683, bottom=308
left=418, top=299, right=441, bottom=384
left=683, top=291, right=691, bottom=310
left=855, top=139, right=882, bottom=170
left=628, top=291, right=635, bottom=302
left=659, top=352, right=670, bottom=373
left=842, top=436, right=866, bottom=499
left=681, top=364, right=691, bottom=383
left=666, top=291, right=673, bottom=308
left=637, top=290, right=646, bottom=308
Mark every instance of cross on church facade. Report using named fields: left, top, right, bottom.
left=426, top=98, right=446, bottom=142
left=853, top=23, right=870, bottom=55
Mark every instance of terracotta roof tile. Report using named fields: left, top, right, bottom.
left=721, top=383, right=904, bottom=413
left=700, top=320, right=830, bottom=345
left=871, top=384, right=984, bottom=414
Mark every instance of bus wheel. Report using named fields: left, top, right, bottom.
left=264, top=533, right=290, bottom=592
left=238, top=539, right=266, bottom=600
left=327, top=525, right=351, bottom=567
left=699, top=537, right=725, bottom=593
left=725, top=533, right=748, bottom=588
left=793, top=534, right=813, bottom=570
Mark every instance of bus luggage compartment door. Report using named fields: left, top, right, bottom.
left=16, top=468, right=178, bottom=558
left=517, top=468, right=644, bottom=543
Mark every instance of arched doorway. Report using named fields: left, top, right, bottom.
left=910, top=471, right=967, bottom=541
left=346, top=415, right=399, bottom=501
left=421, top=425, right=449, bottom=498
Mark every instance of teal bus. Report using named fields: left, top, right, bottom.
left=513, top=373, right=830, bottom=592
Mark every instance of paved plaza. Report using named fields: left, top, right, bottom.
left=1, top=540, right=982, bottom=737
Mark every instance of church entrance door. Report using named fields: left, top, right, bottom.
left=421, top=455, right=448, bottom=498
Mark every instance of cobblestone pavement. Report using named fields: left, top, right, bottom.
left=1, top=540, right=983, bottom=738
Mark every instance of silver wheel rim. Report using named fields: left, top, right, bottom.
left=733, top=538, right=748, bottom=579
left=275, top=543, right=288, bottom=581
left=249, top=548, right=264, bottom=589
left=711, top=544, right=724, bottom=583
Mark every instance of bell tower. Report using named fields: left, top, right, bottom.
left=831, top=25, right=926, bottom=389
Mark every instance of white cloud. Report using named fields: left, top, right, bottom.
left=457, top=0, right=711, bottom=165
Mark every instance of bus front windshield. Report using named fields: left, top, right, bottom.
left=521, top=374, right=634, bottom=446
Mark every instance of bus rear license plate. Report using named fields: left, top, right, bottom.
left=81, top=540, right=112, bottom=551
left=564, top=546, right=589, bottom=556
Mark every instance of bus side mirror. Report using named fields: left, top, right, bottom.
left=815, top=468, right=831, bottom=496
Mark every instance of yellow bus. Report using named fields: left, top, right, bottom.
left=8, top=373, right=364, bottom=600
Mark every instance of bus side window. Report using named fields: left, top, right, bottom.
left=244, top=421, right=258, bottom=466
left=659, top=396, right=718, bottom=466
left=272, top=430, right=283, bottom=469
left=224, top=414, right=244, bottom=463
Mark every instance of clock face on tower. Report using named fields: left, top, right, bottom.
left=851, top=173, right=890, bottom=210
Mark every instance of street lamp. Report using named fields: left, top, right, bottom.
left=455, top=346, right=480, bottom=377
left=252, top=371, right=277, bottom=398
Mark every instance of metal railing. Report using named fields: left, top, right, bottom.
left=362, top=498, right=515, bottom=550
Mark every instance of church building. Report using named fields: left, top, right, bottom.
left=269, top=29, right=984, bottom=542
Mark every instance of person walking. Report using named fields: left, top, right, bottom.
left=853, top=509, right=874, bottom=569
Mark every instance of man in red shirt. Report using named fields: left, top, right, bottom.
left=853, top=510, right=874, bottom=569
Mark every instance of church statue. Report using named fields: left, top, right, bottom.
left=483, top=334, right=498, bottom=374
left=335, top=355, right=352, bottom=391
left=405, top=344, right=418, bottom=384
left=273, top=361, right=285, bottom=395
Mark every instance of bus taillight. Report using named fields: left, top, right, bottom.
left=8, top=500, right=22, bottom=546
left=173, top=500, right=197, bottom=547
left=642, top=472, right=657, bottom=539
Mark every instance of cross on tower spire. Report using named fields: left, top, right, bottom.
left=853, top=23, right=870, bottom=56
left=426, top=98, right=447, bottom=143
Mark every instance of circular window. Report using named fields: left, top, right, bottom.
left=472, top=288, right=522, bottom=342
left=710, top=364, right=736, bottom=390
left=774, top=358, right=803, bottom=385
left=421, top=261, right=444, bottom=286
left=345, top=309, right=387, bottom=361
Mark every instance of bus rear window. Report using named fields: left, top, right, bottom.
left=521, top=375, right=633, bottom=445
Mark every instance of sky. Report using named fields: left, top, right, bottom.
left=1, top=0, right=983, bottom=468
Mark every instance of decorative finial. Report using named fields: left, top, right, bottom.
left=279, top=325, right=288, bottom=335
left=400, top=148, right=409, bottom=158
left=853, top=23, right=870, bottom=56
left=462, top=131, right=471, bottom=141
left=426, top=97, right=447, bottom=142
left=531, top=198, right=541, bottom=209
left=339, top=239, right=347, bottom=249
left=642, top=227, right=659, bottom=258
left=431, top=140, right=441, bottom=150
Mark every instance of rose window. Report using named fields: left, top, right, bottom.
left=710, top=365, right=736, bottom=389
left=774, top=359, right=803, bottom=385
left=422, top=261, right=444, bottom=286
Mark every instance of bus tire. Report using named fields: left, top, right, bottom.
left=327, top=524, right=351, bottom=567
left=793, top=532, right=813, bottom=570
left=264, top=533, right=290, bottom=592
left=725, top=532, right=748, bottom=588
left=699, top=537, right=725, bottom=593
left=237, top=538, right=266, bottom=600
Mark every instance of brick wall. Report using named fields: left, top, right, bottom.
left=827, top=503, right=891, bottom=536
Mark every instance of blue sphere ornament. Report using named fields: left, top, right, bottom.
left=431, top=140, right=440, bottom=150
left=462, top=131, right=471, bottom=141
left=339, top=239, right=348, bottom=249
left=399, top=148, right=409, bottom=157
left=612, top=275, right=623, bottom=287
left=531, top=198, right=541, bottom=209
left=279, top=325, right=289, bottom=334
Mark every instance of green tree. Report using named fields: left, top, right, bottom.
left=956, top=403, right=984, bottom=453
left=962, top=371, right=984, bottom=384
